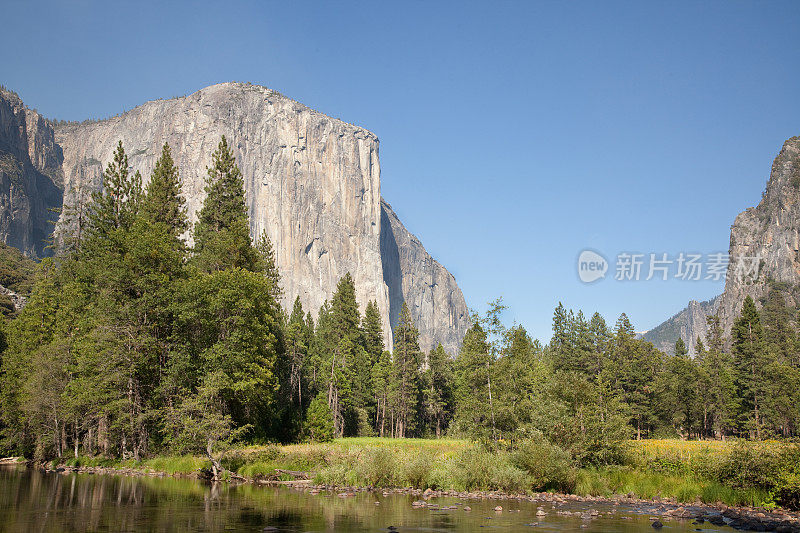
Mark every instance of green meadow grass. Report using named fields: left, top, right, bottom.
left=53, top=438, right=792, bottom=509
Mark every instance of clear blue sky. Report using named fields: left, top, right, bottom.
left=3, top=1, right=799, bottom=342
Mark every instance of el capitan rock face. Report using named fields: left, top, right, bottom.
left=0, top=82, right=469, bottom=353
left=380, top=200, right=469, bottom=354
left=55, top=82, right=392, bottom=346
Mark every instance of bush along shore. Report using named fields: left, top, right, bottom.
left=26, top=438, right=800, bottom=531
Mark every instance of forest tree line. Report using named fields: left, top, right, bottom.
left=0, top=138, right=798, bottom=465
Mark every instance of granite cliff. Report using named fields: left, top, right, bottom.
left=716, top=137, right=800, bottom=339
left=0, top=87, right=62, bottom=257
left=0, top=83, right=469, bottom=354
left=380, top=200, right=468, bottom=355
left=647, top=137, right=800, bottom=353
left=642, top=296, right=720, bottom=355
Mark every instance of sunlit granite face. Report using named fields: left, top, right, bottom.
left=49, top=82, right=467, bottom=353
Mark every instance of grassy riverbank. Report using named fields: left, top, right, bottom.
left=53, top=438, right=800, bottom=510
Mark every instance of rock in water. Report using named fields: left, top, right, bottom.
left=0, top=82, right=469, bottom=354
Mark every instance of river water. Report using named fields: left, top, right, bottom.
left=0, top=465, right=734, bottom=532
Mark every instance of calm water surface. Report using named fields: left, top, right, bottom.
left=0, top=465, right=734, bottom=532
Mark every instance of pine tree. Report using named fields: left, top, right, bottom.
left=608, top=313, right=659, bottom=439
left=732, top=296, right=768, bottom=439
left=255, top=230, right=283, bottom=304
left=422, top=344, right=454, bottom=437
left=657, top=337, right=700, bottom=438
left=588, top=312, right=611, bottom=404
left=361, top=300, right=384, bottom=366
left=371, top=349, right=392, bottom=436
left=311, top=273, right=368, bottom=437
left=117, top=144, right=191, bottom=452
left=570, top=310, right=594, bottom=375
left=698, top=314, right=738, bottom=438
left=327, top=274, right=361, bottom=436
left=87, top=140, right=142, bottom=239
left=140, top=143, right=187, bottom=235
left=193, top=136, right=258, bottom=272
left=491, top=324, right=544, bottom=440
left=330, top=273, right=360, bottom=345
left=391, top=303, right=422, bottom=438
left=175, top=269, right=281, bottom=439
left=305, top=392, right=334, bottom=442
left=761, top=286, right=795, bottom=361
left=58, top=184, right=92, bottom=253
left=285, top=297, right=308, bottom=407
left=675, top=337, right=687, bottom=357
left=453, top=321, right=493, bottom=439
left=552, top=303, right=570, bottom=349
left=72, top=140, right=152, bottom=459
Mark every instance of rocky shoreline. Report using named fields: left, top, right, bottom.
left=298, top=485, right=800, bottom=532
left=26, top=461, right=800, bottom=532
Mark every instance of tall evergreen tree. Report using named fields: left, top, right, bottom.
left=314, top=273, right=367, bottom=437
left=391, top=303, right=422, bottom=438
left=140, top=143, right=187, bottom=235
left=285, top=297, right=308, bottom=408
left=175, top=269, right=281, bottom=440
left=674, top=337, right=687, bottom=357
left=422, top=344, right=454, bottom=437
left=453, top=320, right=494, bottom=439
left=608, top=314, right=659, bottom=439
left=361, top=300, right=384, bottom=366
left=87, top=140, right=142, bottom=239
left=255, top=230, right=283, bottom=304
left=125, top=144, right=191, bottom=450
left=731, top=296, right=767, bottom=439
left=761, top=286, right=795, bottom=361
left=371, top=349, right=393, bottom=436
left=657, top=337, right=700, bottom=438
left=696, top=314, right=738, bottom=438
left=193, top=136, right=258, bottom=272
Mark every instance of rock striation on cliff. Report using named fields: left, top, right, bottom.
left=0, top=87, right=62, bottom=257
left=380, top=200, right=468, bottom=353
left=0, top=82, right=469, bottom=354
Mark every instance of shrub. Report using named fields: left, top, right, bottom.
left=710, top=441, right=800, bottom=510
left=316, top=450, right=359, bottom=486
left=399, top=450, right=434, bottom=488
left=449, top=445, right=530, bottom=492
left=775, top=472, right=800, bottom=510
left=713, top=442, right=783, bottom=490
left=304, top=393, right=333, bottom=442
left=511, top=436, right=577, bottom=492
left=358, top=447, right=396, bottom=487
